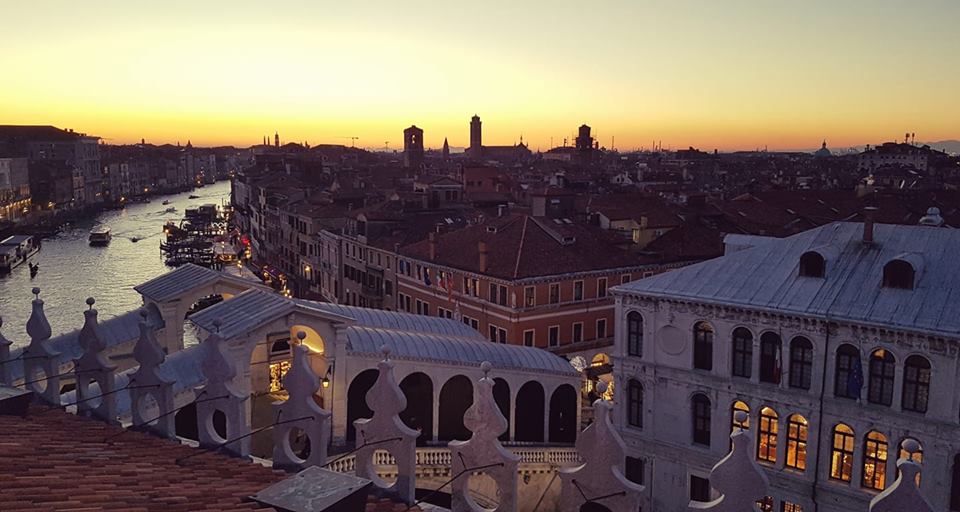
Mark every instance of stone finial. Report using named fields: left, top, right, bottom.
left=129, top=309, right=176, bottom=438
left=74, top=300, right=119, bottom=424
left=688, top=411, right=769, bottom=511
left=295, top=330, right=307, bottom=345
left=23, top=288, right=61, bottom=405
left=353, top=351, right=419, bottom=504
left=0, top=314, right=14, bottom=386
left=450, top=362, right=520, bottom=512
left=559, top=380, right=643, bottom=512
left=195, top=332, right=249, bottom=458
left=869, top=440, right=934, bottom=512
left=271, top=342, right=331, bottom=471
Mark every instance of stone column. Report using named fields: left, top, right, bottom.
left=449, top=362, right=520, bottom=512
left=558, top=381, right=644, bottom=512
left=22, top=288, right=60, bottom=405
left=195, top=324, right=250, bottom=458
left=272, top=331, right=331, bottom=471
left=0, top=315, right=13, bottom=386
left=687, top=411, right=769, bottom=512
left=869, top=440, right=934, bottom=512
left=129, top=309, right=176, bottom=438
left=74, top=298, right=119, bottom=424
left=353, top=346, right=418, bottom=504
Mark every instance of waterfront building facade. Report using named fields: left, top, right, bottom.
left=613, top=220, right=960, bottom=511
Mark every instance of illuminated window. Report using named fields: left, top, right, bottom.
left=756, top=496, right=773, bottom=512
left=862, top=430, right=889, bottom=491
left=627, top=379, right=643, bottom=428
left=692, top=394, right=711, bottom=446
left=757, top=407, right=778, bottom=464
left=732, top=327, right=753, bottom=379
left=731, top=400, right=750, bottom=432
left=781, top=502, right=803, bottom=512
left=693, top=322, right=714, bottom=371
left=868, top=349, right=895, bottom=406
left=627, top=312, right=643, bottom=357
left=830, top=423, right=855, bottom=482
left=786, top=414, right=808, bottom=471
left=269, top=360, right=292, bottom=393
left=789, top=337, right=813, bottom=390
left=902, top=355, right=931, bottom=413
left=834, top=344, right=861, bottom=399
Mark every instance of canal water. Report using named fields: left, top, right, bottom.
left=0, top=181, right=231, bottom=349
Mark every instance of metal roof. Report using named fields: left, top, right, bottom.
left=345, top=326, right=579, bottom=375
left=0, top=235, right=33, bottom=246
left=295, top=300, right=484, bottom=339
left=189, top=290, right=574, bottom=375
left=616, top=222, right=960, bottom=338
left=189, top=289, right=298, bottom=340
left=8, top=307, right=164, bottom=381
left=134, top=264, right=221, bottom=302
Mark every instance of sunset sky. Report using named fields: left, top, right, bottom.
left=2, top=0, right=958, bottom=151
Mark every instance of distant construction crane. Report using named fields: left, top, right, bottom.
left=336, top=136, right=359, bottom=148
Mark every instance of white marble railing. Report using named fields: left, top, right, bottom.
left=328, top=445, right=580, bottom=475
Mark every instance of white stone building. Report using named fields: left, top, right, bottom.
left=612, top=220, right=960, bottom=511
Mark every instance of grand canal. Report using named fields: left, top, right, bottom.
left=0, top=181, right=231, bottom=349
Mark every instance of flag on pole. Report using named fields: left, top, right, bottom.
left=848, top=356, right=864, bottom=400
left=773, top=343, right=782, bottom=383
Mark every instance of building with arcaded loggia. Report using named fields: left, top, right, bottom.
left=612, top=217, right=960, bottom=512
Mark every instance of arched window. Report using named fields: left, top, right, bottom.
left=786, top=414, right=808, bottom=471
left=757, top=407, right=778, bottom=463
left=902, top=355, right=931, bottom=413
left=883, top=259, right=915, bottom=289
left=868, top=349, right=895, bottom=406
left=759, top=332, right=782, bottom=384
left=627, top=379, right=643, bottom=429
left=627, top=312, right=643, bottom=357
left=834, top=344, right=862, bottom=399
left=693, top=322, right=714, bottom=371
left=692, top=394, right=711, bottom=446
left=789, top=337, right=814, bottom=390
left=731, top=328, right=753, bottom=379
left=731, top=400, right=750, bottom=432
left=799, top=251, right=825, bottom=278
left=830, top=423, right=855, bottom=482
left=862, top=430, right=889, bottom=490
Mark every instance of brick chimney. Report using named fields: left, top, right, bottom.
left=428, top=232, right=437, bottom=261
left=478, top=241, right=488, bottom=273
left=863, top=206, right=877, bottom=243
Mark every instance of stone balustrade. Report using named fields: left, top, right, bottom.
left=0, top=294, right=940, bottom=512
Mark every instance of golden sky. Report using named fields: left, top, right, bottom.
left=2, top=0, right=958, bottom=151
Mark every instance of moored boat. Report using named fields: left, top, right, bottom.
left=0, top=235, right=40, bottom=274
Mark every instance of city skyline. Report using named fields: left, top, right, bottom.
left=3, top=1, right=959, bottom=151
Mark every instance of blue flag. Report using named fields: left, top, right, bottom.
left=424, top=268, right=431, bottom=286
left=847, top=356, right=864, bottom=399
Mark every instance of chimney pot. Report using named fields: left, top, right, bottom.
left=863, top=206, right=878, bottom=243
left=478, top=241, right=489, bottom=273
left=428, top=232, right=437, bottom=261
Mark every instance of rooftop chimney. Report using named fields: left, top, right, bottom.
left=478, top=241, right=488, bottom=273
left=863, top=206, right=877, bottom=243
left=428, top=232, right=437, bottom=261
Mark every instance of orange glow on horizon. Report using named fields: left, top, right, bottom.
left=2, top=1, right=958, bottom=152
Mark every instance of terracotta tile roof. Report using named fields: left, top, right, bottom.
left=588, top=193, right=682, bottom=227
left=0, top=406, right=418, bottom=512
left=401, top=214, right=646, bottom=279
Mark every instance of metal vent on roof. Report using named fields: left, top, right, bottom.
left=553, top=219, right=562, bottom=224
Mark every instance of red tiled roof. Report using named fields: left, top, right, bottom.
left=0, top=406, right=418, bottom=512
left=401, top=215, right=646, bottom=279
